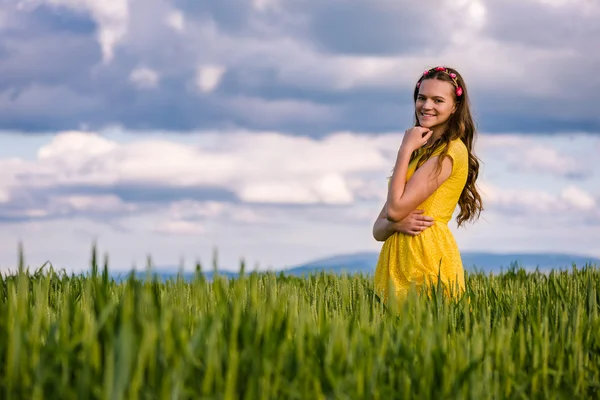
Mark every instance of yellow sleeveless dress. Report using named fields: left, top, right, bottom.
left=374, top=139, right=469, bottom=302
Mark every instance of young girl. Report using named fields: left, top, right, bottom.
left=372, top=66, right=483, bottom=302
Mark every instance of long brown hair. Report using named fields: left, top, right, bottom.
left=411, top=66, right=483, bottom=227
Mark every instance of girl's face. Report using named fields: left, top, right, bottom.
left=415, top=79, right=457, bottom=129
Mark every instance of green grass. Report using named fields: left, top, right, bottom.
left=1, top=246, right=599, bottom=399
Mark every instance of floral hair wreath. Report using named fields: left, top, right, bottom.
left=416, top=66, right=463, bottom=97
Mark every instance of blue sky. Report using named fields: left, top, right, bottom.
left=0, top=0, right=599, bottom=273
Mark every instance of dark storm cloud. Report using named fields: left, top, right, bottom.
left=0, top=0, right=599, bottom=136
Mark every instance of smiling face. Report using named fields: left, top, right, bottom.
left=415, top=79, right=457, bottom=129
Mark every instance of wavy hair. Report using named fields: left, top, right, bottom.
left=411, top=66, right=483, bottom=227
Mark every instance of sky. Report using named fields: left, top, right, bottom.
left=0, top=0, right=599, bottom=273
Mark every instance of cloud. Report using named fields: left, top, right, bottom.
left=151, top=200, right=275, bottom=237
left=3, top=0, right=600, bottom=272
left=1, top=129, right=599, bottom=272
left=154, top=220, right=204, bottom=236
left=483, top=184, right=597, bottom=215
left=252, top=0, right=278, bottom=12
left=1, top=0, right=598, bottom=135
left=518, top=146, right=586, bottom=179
left=0, top=130, right=393, bottom=226
left=478, top=134, right=594, bottom=180
left=238, top=173, right=354, bottom=205
left=129, top=67, right=159, bottom=89
left=165, top=10, right=184, bottom=33
left=0, top=187, right=138, bottom=224
left=560, top=186, right=596, bottom=211
left=195, top=65, right=225, bottom=93
left=483, top=0, right=599, bottom=50
left=19, top=0, right=129, bottom=63
left=289, top=0, right=488, bottom=56
left=223, top=96, right=337, bottom=127
left=0, top=85, right=101, bottom=131
left=2, top=129, right=598, bottom=231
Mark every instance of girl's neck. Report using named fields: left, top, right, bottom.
left=425, top=124, right=446, bottom=148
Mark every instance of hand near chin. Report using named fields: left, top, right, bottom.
left=392, top=210, right=434, bottom=236
left=400, top=127, right=434, bottom=153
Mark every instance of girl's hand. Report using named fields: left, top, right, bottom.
left=400, top=127, right=434, bottom=153
left=392, top=209, right=434, bottom=236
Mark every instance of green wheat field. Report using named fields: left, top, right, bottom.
left=1, top=246, right=599, bottom=400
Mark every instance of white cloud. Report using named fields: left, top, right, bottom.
left=253, top=0, right=278, bottom=11
left=560, top=186, right=596, bottom=211
left=54, top=195, right=136, bottom=213
left=10, top=129, right=596, bottom=219
left=536, top=0, right=591, bottom=7
left=0, top=8, right=8, bottom=29
left=467, top=1, right=486, bottom=25
left=129, top=67, right=159, bottom=89
left=34, top=130, right=118, bottom=184
left=165, top=10, right=184, bottom=32
left=478, top=134, right=531, bottom=149
left=1, top=130, right=600, bottom=273
left=158, top=201, right=270, bottom=231
left=0, top=158, right=27, bottom=198
left=2, top=130, right=391, bottom=210
left=445, top=0, right=487, bottom=45
left=520, top=146, right=583, bottom=176
left=0, top=194, right=138, bottom=222
left=478, top=134, right=589, bottom=179
left=154, top=220, right=204, bottom=236
left=483, top=183, right=598, bottom=214
left=4, top=129, right=596, bottom=241
left=167, top=201, right=227, bottom=220
left=195, top=65, right=225, bottom=93
left=268, top=37, right=550, bottom=96
left=313, top=173, right=355, bottom=204
left=238, top=173, right=353, bottom=204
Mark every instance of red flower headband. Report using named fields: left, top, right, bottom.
left=416, top=66, right=463, bottom=97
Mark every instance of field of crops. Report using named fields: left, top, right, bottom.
left=1, top=248, right=599, bottom=399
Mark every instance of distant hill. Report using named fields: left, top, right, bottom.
left=283, top=252, right=378, bottom=276
left=280, top=251, right=600, bottom=277
left=460, top=252, right=600, bottom=272
left=110, top=251, right=600, bottom=282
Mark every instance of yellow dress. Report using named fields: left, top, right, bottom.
left=374, top=139, right=469, bottom=302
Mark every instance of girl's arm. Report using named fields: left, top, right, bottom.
left=373, top=202, right=435, bottom=241
left=373, top=202, right=397, bottom=241
left=386, top=150, right=453, bottom=222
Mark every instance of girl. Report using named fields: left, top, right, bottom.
left=372, top=66, right=483, bottom=302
